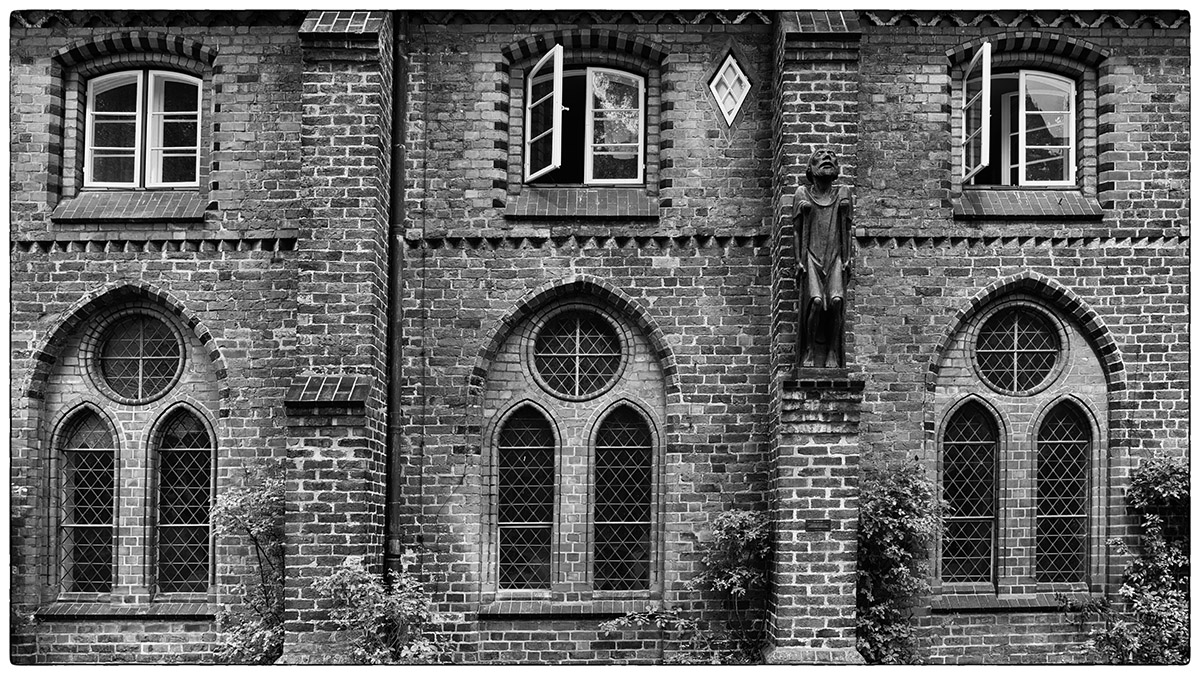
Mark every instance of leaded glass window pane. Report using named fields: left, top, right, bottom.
left=594, top=407, right=652, bottom=591
left=1036, top=403, right=1090, bottom=583
left=156, top=411, right=212, bottom=593
left=975, top=308, right=1059, bottom=394
left=941, top=403, right=997, bottom=583
left=98, top=315, right=182, bottom=401
left=58, top=411, right=116, bottom=594
left=534, top=311, right=622, bottom=398
left=498, top=408, right=554, bottom=589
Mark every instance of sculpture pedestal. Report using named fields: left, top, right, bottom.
left=764, top=373, right=864, bottom=664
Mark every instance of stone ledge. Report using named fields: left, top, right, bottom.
left=762, top=645, right=865, bottom=664
left=931, top=591, right=1095, bottom=614
left=477, top=599, right=658, bottom=620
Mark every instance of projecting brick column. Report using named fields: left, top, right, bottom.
left=765, top=376, right=864, bottom=664
left=766, top=14, right=863, bottom=663
left=279, top=11, right=394, bottom=663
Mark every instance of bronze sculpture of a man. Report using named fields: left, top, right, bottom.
left=792, top=148, right=853, bottom=369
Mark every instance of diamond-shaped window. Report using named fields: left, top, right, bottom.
left=709, top=54, right=751, bottom=125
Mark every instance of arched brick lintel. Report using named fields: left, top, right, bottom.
left=23, top=280, right=230, bottom=404
left=53, top=31, right=217, bottom=68
left=946, top=31, right=1109, bottom=70
left=468, top=275, right=681, bottom=403
left=926, top=271, right=1126, bottom=394
left=501, top=28, right=669, bottom=65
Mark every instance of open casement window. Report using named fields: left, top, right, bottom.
left=524, top=46, right=646, bottom=186
left=962, top=42, right=1077, bottom=187
left=85, top=70, right=201, bottom=189
left=961, top=42, right=991, bottom=182
left=524, top=45, right=564, bottom=181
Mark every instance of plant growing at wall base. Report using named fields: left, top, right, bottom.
left=599, top=607, right=721, bottom=664
left=212, top=460, right=286, bottom=664
left=856, top=458, right=939, bottom=664
left=312, top=556, right=442, bottom=664
left=1059, top=454, right=1189, bottom=664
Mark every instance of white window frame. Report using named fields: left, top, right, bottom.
left=960, top=41, right=991, bottom=182
left=524, top=45, right=564, bottom=182
left=84, top=69, right=201, bottom=189
left=1017, top=70, right=1076, bottom=187
left=85, top=71, right=145, bottom=189
left=583, top=67, right=645, bottom=185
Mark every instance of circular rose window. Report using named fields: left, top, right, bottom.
left=532, top=310, right=623, bottom=400
left=974, top=307, right=1061, bottom=395
left=95, top=314, right=184, bottom=403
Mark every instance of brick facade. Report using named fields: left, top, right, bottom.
left=8, top=8, right=1189, bottom=665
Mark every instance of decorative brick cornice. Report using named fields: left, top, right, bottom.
left=861, top=10, right=1188, bottom=30
left=856, top=234, right=1187, bottom=250
left=406, top=234, right=768, bottom=252
left=13, top=10, right=306, bottom=29
left=11, top=233, right=298, bottom=255
left=415, top=10, right=770, bottom=28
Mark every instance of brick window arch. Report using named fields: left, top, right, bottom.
left=55, top=407, right=118, bottom=595
left=484, top=296, right=666, bottom=605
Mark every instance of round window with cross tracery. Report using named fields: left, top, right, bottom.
left=973, top=306, right=1063, bottom=395
left=93, top=314, right=185, bottom=404
left=531, top=309, right=624, bottom=401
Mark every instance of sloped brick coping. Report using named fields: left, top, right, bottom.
left=478, top=599, right=658, bottom=620
left=931, top=592, right=1092, bottom=614
left=36, top=603, right=214, bottom=620
left=284, top=375, right=370, bottom=418
left=953, top=189, right=1104, bottom=221
left=504, top=187, right=659, bottom=220
left=51, top=191, right=208, bottom=223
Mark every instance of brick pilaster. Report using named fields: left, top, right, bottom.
left=279, top=10, right=394, bottom=663
left=767, top=10, right=864, bottom=664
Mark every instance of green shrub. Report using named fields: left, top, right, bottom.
left=855, top=458, right=939, bottom=664
left=312, top=557, right=442, bottom=664
left=687, top=509, right=772, bottom=598
left=1060, top=454, right=1189, bottom=664
left=599, top=607, right=721, bottom=664
left=212, top=460, right=286, bottom=664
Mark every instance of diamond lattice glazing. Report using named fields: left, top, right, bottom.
left=497, top=408, right=554, bottom=589
left=1036, top=403, right=1090, bottom=583
left=534, top=311, right=621, bottom=398
left=99, top=315, right=182, bottom=400
left=594, top=407, right=651, bottom=590
left=941, top=403, right=997, bottom=583
left=975, top=308, right=1059, bottom=393
left=156, top=411, right=211, bottom=593
left=58, top=411, right=115, bottom=594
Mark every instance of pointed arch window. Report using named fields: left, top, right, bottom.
left=1036, top=402, right=1091, bottom=583
left=941, top=402, right=998, bottom=584
left=497, top=407, right=556, bottom=590
left=154, top=409, right=213, bottom=594
left=57, top=410, right=117, bottom=594
left=593, top=406, right=652, bottom=591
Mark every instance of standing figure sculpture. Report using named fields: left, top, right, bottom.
left=793, top=148, right=853, bottom=369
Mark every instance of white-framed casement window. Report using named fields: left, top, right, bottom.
left=961, top=43, right=1077, bottom=187
left=524, top=45, right=645, bottom=185
left=85, top=70, right=201, bottom=189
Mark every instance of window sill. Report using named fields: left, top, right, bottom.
left=36, top=601, right=215, bottom=621
left=478, top=598, right=659, bottom=620
left=51, top=190, right=208, bottom=224
left=952, top=188, right=1103, bottom=221
left=931, top=591, right=1095, bottom=614
left=503, top=187, right=659, bottom=220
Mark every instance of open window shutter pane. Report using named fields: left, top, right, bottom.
left=525, top=44, right=563, bottom=181
left=961, top=42, right=991, bottom=181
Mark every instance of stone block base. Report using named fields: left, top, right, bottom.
left=763, top=645, right=866, bottom=664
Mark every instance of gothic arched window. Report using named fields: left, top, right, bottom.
left=57, top=409, right=117, bottom=594
left=1035, top=402, right=1091, bottom=583
left=941, top=402, right=999, bottom=584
